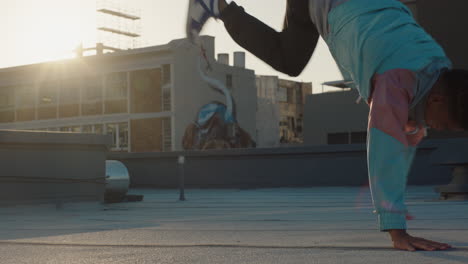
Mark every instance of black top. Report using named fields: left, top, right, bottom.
left=219, top=0, right=319, bottom=76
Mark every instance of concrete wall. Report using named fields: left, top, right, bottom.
left=256, top=76, right=312, bottom=146
left=172, top=37, right=257, bottom=151
left=256, top=76, right=280, bottom=148
left=0, top=130, right=111, bottom=205
left=108, top=138, right=457, bottom=189
left=256, top=98, right=280, bottom=147
left=304, top=89, right=369, bottom=145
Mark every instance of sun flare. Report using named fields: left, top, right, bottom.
left=10, top=0, right=96, bottom=64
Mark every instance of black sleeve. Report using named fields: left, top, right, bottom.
left=219, top=1, right=319, bottom=77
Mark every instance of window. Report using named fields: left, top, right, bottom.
left=83, top=76, right=103, bottom=101
left=0, top=87, right=14, bottom=109
left=95, top=124, right=104, bottom=134
left=83, top=124, right=103, bottom=134
left=277, top=87, right=287, bottom=102
left=105, top=72, right=127, bottom=99
left=162, top=88, right=171, bottom=112
left=296, top=86, right=303, bottom=104
left=117, top=122, right=129, bottom=150
left=106, top=123, right=117, bottom=148
left=161, top=65, right=172, bottom=111
left=289, top=117, right=296, bottom=130
left=297, top=118, right=303, bottom=133
left=39, top=81, right=59, bottom=105
left=106, top=122, right=129, bottom=151
left=60, top=79, right=81, bottom=104
left=162, top=117, right=172, bottom=151
left=70, top=126, right=81, bottom=133
left=327, top=131, right=367, bottom=145
left=162, top=64, right=171, bottom=85
left=60, top=126, right=81, bottom=133
left=286, top=87, right=294, bottom=104
left=82, top=125, right=93, bottom=134
left=328, top=133, right=349, bottom=145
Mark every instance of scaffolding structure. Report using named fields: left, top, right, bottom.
left=96, top=0, right=141, bottom=52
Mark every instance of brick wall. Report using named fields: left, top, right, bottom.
left=130, top=118, right=163, bottom=152
left=130, top=69, right=162, bottom=114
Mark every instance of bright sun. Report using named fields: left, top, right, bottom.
left=10, top=0, right=96, bottom=64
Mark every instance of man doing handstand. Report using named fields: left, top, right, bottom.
left=187, top=0, right=468, bottom=251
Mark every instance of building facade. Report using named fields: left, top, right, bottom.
left=304, top=89, right=368, bottom=146
left=0, top=36, right=257, bottom=152
left=256, top=76, right=312, bottom=147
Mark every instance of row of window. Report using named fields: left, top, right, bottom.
left=30, top=119, right=173, bottom=152
left=0, top=72, right=126, bottom=109
left=0, top=65, right=171, bottom=109
left=327, top=132, right=367, bottom=145
left=34, top=122, right=129, bottom=151
left=280, top=117, right=303, bottom=130
left=277, top=85, right=305, bottom=104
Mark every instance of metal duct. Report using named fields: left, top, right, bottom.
left=105, top=160, right=130, bottom=201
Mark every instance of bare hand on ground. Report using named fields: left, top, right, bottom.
left=389, top=230, right=452, bottom=251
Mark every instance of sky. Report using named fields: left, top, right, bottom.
left=0, top=0, right=342, bottom=93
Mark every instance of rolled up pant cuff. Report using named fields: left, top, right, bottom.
left=379, top=212, right=407, bottom=231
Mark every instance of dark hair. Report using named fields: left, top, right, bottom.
left=445, top=69, right=468, bottom=129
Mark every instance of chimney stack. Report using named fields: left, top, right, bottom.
left=233, top=51, right=246, bottom=68
left=75, top=44, right=83, bottom=58
left=96, top=43, right=104, bottom=55
left=217, top=53, right=229, bottom=65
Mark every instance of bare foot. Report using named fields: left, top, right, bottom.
left=389, top=230, right=452, bottom=251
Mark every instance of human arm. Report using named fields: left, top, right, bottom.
left=218, top=0, right=318, bottom=77
left=368, top=69, right=450, bottom=251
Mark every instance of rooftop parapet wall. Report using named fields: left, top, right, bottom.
left=0, top=130, right=112, bottom=205
left=108, top=138, right=461, bottom=189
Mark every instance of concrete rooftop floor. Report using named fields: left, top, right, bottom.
left=0, top=187, right=468, bottom=264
